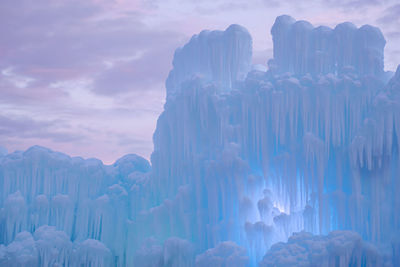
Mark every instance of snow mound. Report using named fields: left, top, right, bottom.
left=195, top=241, right=249, bottom=267
left=260, top=231, right=385, bottom=267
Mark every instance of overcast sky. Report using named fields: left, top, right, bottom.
left=1, top=0, right=399, bottom=163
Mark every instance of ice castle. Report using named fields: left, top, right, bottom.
left=1, top=15, right=400, bottom=266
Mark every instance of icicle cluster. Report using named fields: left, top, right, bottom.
left=271, top=15, right=386, bottom=77
left=149, top=16, right=400, bottom=265
left=0, top=146, right=151, bottom=266
left=166, top=24, right=252, bottom=99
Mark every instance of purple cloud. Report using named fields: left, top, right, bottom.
left=0, top=0, right=184, bottom=94
left=0, top=0, right=399, bottom=163
left=377, top=4, right=400, bottom=25
left=0, top=114, right=83, bottom=143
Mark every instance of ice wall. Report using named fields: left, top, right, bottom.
left=1, top=15, right=400, bottom=267
left=0, top=146, right=151, bottom=266
left=148, top=15, right=399, bottom=266
left=271, top=15, right=386, bottom=77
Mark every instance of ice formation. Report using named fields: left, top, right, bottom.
left=166, top=24, right=252, bottom=99
left=259, top=231, right=387, bottom=267
left=195, top=241, right=249, bottom=267
left=1, top=15, right=400, bottom=266
left=0, top=146, right=150, bottom=266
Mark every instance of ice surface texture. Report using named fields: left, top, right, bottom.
left=1, top=15, right=400, bottom=266
left=271, top=15, right=386, bottom=77
left=0, top=146, right=150, bottom=266
left=259, top=231, right=387, bottom=267
left=166, top=24, right=252, bottom=99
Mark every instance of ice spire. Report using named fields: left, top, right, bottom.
left=271, top=15, right=386, bottom=77
left=165, top=24, right=252, bottom=99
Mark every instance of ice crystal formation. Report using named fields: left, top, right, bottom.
left=1, top=15, right=400, bottom=266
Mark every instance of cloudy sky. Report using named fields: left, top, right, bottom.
left=1, top=0, right=399, bottom=164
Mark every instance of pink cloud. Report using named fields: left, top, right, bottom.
left=0, top=0, right=399, bottom=163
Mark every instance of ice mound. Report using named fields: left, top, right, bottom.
left=134, top=237, right=194, bottom=266
left=0, top=226, right=111, bottom=266
left=195, top=241, right=249, bottom=267
left=260, top=231, right=386, bottom=267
